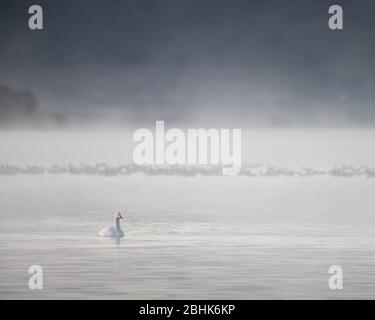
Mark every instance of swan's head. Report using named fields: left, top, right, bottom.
left=114, top=212, right=123, bottom=220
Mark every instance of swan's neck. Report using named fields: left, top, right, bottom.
left=114, top=218, right=121, bottom=230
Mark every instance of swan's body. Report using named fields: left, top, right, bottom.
left=98, top=212, right=125, bottom=238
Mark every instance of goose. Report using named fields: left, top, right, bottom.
left=98, top=212, right=125, bottom=238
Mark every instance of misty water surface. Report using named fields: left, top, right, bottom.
left=0, top=130, right=375, bottom=299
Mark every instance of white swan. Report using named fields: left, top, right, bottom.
left=98, top=212, right=125, bottom=238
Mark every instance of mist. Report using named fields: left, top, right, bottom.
left=2, top=1, right=375, bottom=301
left=0, top=0, right=374, bottom=129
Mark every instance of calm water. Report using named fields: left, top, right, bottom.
left=1, top=174, right=375, bottom=299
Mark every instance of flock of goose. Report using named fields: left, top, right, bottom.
left=0, top=163, right=374, bottom=177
